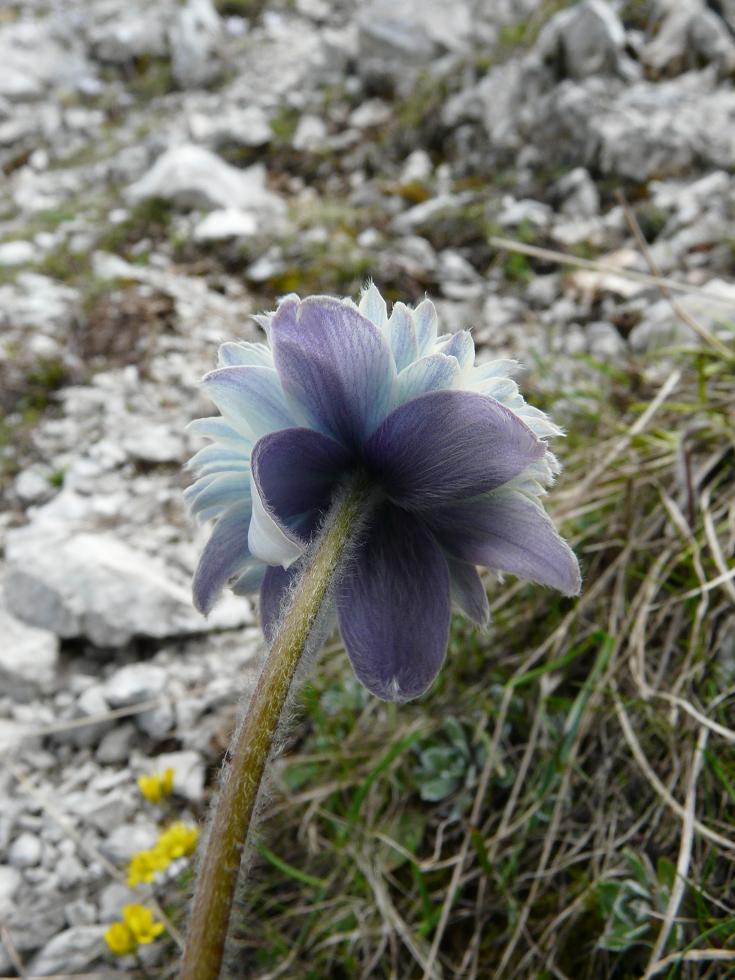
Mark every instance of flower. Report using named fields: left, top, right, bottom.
left=127, top=849, right=164, bottom=887
left=156, top=822, right=199, bottom=860
left=122, top=904, right=165, bottom=944
left=104, top=921, right=137, bottom=957
left=137, top=767, right=175, bottom=804
left=185, top=284, right=580, bottom=702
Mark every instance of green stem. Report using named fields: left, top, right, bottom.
left=179, top=482, right=371, bottom=980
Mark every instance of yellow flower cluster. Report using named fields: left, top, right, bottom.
left=104, top=904, right=165, bottom=956
left=127, top=822, right=199, bottom=887
left=137, top=767, right=175, bottom=804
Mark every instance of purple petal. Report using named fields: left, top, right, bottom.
left=269, top=296, right=396, bottom=447
left=193, top=502, right=252, bottom=614
left=426, top=490, right=581, bottom=596
left=251, top=427, right=353, bottom=522
left=337, top=505, right=450, bottom=701
left=259, top=564, right=299, bottom=641
left=447, top=558, right=490, bottom=627
left=202, top=365, right=293, bottom=439
left=364, top=389, right=545, bottom=510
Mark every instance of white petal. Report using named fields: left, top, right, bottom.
left=247, top=471, right=305, bottom=568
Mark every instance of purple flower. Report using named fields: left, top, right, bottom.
left=185, top=285, right=580, bottom=701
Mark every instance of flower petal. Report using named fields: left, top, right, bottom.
left=387, top=302, right=418, bottom=372
left=193, top=502, right=252, bottom=614
left=426, top=490, right=581, bottom=596
left=251, top=427, right=353, bottom=523
left=447, top=558, right=490, bottom=627
left=201, top=365, right=293, bottom=440
left=231, top=558, right=267, bottom=596
left=217, top=341, right=273, bottom=368
left=413, top=298, right=438, bottom=355
left=248, top=470, right=305, bottom=568
left=259, top=564, right=299, bottom=641
left=269, top=296, right=396, bottom=447
left=437, top=330, right=474, bottom=369
left=364, top=389, right=545, bottom=510
left=397, top=352, right=460, bottom=403
left=358, top=282, right=388, bottom=328
left=337, top=505, right=451, bottom=701
left=185, top=472, right=250, bottom=522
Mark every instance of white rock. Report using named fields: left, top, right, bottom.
left=9, top=832, right=42, bottom=868
left=400, top=149, right=433, bottom=184
left=101, top=823, right=158, bottom=864
left=126, top=144, right=285, bottom=215
left=644, top=0, right=735, bottom=78
left=14, top=467, right=53, bottom=504
left=555, top=167, right=600, bottom=218
left=0, top=609, right=58, bottom=700
left=189, top=104, right=272, bottom=148
left=0, top=240, right=36, bottom=266
left=194, top=208, right=258, bottom=242
left=28, top=925, right=106, bottom=976
left=4, top=529, right=239, bottom=647
left=122, top=424, right=184, bottom=463
left=292, top=114, right=327, bottom=151
left=170, top=0, right=222, bottom=89
left=0, top=866, right=22, bottom=916
left=104, top=664, right=167, bottom=708
left=534, top=0, right=638, bottom=81
left=349, top=99, right=391, bottom=129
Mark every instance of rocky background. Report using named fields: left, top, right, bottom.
left=1, top=0, right=734, bottom=974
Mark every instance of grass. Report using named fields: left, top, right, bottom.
left=196, top=333, right=734, bottom=980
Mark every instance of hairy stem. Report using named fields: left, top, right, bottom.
left=180, top=482, right=371, bottom=980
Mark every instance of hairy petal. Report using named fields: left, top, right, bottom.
left=270, top=296, right=396, bottom=447
left=217, top=341, right=273, bottom=368
left=231, top=558, right=267, bottom=596
left=358, top=282, right=388, bottom=329
left=447, top=557, right=490, bottom=627
left=427, top=490, right=582, bottom=596
left=337, top=505, right=450, bottom=702
left=251, top=427, right=353, bottom=523
left=437, top=330, right=474, bottom=369
left=397, top=352, right=460, bottom=404
left=364, top=389, right=545, bottom=510
left=193, top=502, right=252, bottom=614
left=201, top=365, right=293, bottom=440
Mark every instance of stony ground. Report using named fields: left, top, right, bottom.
left=1, top=0, right=734, bottom=976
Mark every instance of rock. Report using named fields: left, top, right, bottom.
left=189, top=103, right=272, bottom=148
left=126, top=144, right=285, bottom=215
left=104, top=664, right=167, bottom=708
left=101, top=823, right=159, bottom=865
left=0, top=240, right=36, bottom=266
left=0, top=866, right=22, bottom=916
left=0, top=609, right=58, bottom=701
left=96, top=724, right=138, bottom=765
left=349, top=98, right=392, bottom=129
left=555, top=167, right=600, bottom=219
left=9, top=832, right=43, bottom=868
left=28, top=925, right=106, bottom=976
left=88, top=6, right=168, bottom=64
left=14, top=466, right=54, bottom=504
left=122, top=423, right=184, bottom=464
left=194, top=208, right=258, bottom=242
left=292, top=114, right=327, bottom=151
left=170, top=0, right=222, bottom=89
left=587, top=321, right=627, bottom=359
left=533, top=0, right=638, bottom=82
left=4, top=529, right=239, bottom=647
left=643, top=0, right=735, bottom=78
left=629, top=280, right=735, bottom=352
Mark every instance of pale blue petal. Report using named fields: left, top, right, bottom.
left=397, top=353, right=460, bottom=404
left=218, top=341, right=274, bottom=368
left=193, top=502, right=253, bottom=614
left=437, top=330, right=474, bottom=369
left=186, top=417, right=247, bottom=447
left=231, top=558, right=268, bottom=596
left=247, top=469, right=305, bottom=568
left=202, top=365, right=294, bottom=440
left=413, top=298, right=438, bottom=355
left=358, top=282, right=388, bottom=329
left=186, top=444, right=249, bottom=474
left=387, top=302, right=418, bottom=372
left=186, top=472, right=250, bottom=521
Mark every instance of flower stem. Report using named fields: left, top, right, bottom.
left=179, top=482, right=371, bottom=980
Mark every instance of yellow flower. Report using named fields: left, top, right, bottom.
left=104, top=921, right=137, bottom=956
left=127, top=850, right=162, bottom=887
left=137, top=767, right=176, bottom=804
left=157, top=822, right=199, bottom=860
left=122, top=904, right=165, bottom=945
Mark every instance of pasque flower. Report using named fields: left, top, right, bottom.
left=185, top=285, right=580, bottom=702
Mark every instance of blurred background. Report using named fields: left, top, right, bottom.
left=1, top=0, right=734, bottom=976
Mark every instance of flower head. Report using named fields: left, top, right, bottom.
left=137, top=767, right=175, bottom=804
left=104, top=921, right=137, bottom=957
left=156, top=822, right=199, bottom=860
left=185, top=284, right=580, bottom=702
left=122, top=904, right=165, bottom=944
